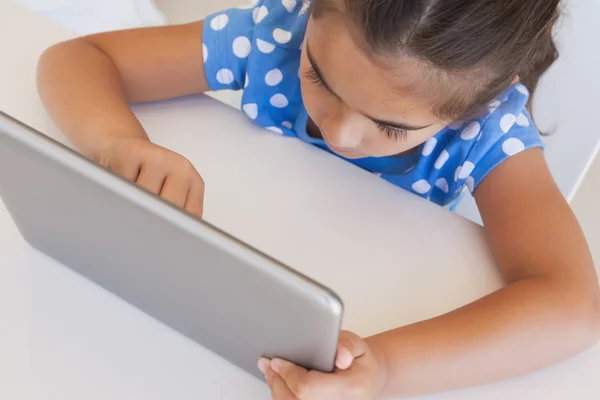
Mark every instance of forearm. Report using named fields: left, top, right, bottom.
left=37, top=39, right=147, bottom=161
left=367, top=276, right=600, bottom=398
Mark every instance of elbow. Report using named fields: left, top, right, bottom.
left=541, top=272, right=600, bottom=352
left=569, top=282, right=600, bottom=350
left=36, top=38, right=97, bottom=102
left=587, top=289, right=600, bottom=345
left=36, top=41, right=71, bottom=96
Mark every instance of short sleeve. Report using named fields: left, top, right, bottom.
left=203, top=4, right=260, bottom=91
left=469, top=108, right=544, bottom=193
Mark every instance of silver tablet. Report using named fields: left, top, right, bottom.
left=0, top=111, right=343, bottom=379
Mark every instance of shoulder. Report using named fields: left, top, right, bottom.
left=422, top=83, right=543, bottom=205
left=204, top=0, right=308, bottom=49
left=450, top=83, right=544, bottom=190
left=202, top=0, right=308, bottom=91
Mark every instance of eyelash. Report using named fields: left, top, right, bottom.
left=303, top=66, right=324, bottom=88
left=304, top=66, right=408, bottom=142
left=377, top=124, right=409, bottom=142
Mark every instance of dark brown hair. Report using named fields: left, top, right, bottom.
left=310, top=0, right=560, bottom=122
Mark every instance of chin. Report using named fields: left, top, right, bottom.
left=337, top=152, right=365, bottom=159
left=330, top=149, right=367, bottom=159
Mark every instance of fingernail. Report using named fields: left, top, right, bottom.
left=271, top=358, right=281, bottom=373
left=257, top=358, right=269, bottom=374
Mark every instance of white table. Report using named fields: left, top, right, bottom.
left=1, top=1, right=599, bottom=399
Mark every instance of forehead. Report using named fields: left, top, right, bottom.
left=305, top=14, right=442, bottom=124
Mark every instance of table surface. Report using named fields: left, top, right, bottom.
left=1, top=1, right=599, bottom=399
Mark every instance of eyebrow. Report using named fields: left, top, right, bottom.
left=305, top=43, right=432, bottom=132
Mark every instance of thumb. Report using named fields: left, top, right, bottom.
left=335, top=331, right=366, bottom=370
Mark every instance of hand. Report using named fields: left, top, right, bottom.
left=98, top=137, right=205, bottom=218
left=259, top=331, right=388, bottom=400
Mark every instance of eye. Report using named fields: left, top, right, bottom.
left=376, top=123, right=408, bottom=141
left=303, top=66, right=325, bottom=88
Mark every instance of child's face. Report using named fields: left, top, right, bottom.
left=299, top=14, right=448, bottom=159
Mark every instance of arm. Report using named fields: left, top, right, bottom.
left=367, top=148, right=600, bottom=397
left=262, top=149, right=600, bottom=399
left=37, top=22, right=211, bottom=217
left=37, top=21, right=209, bottom=160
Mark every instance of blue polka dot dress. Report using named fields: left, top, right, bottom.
left=202, top=0, right=544, bottom=208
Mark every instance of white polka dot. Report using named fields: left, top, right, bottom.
left=282, top=0, right=297, bottom=13
left=460, top=121, right=480, bottom=140
left=412, top=179, right=431, bottom=195
left=456, top=161, right=475, bottom=180
left=372, top=172, right=382, bottom=178
left=465, top=176, right=475, bottom=193
left=210, top=14, right=229, bottom=31
left=244, top=73, right=249, bottom=88
left=516, top=84, right=528, bottom=95
left=502, top=138, right=525, bottom=156
left=434, top=150, right=450, bottom=170
left=202, top=44, right=208, bottom=62
left=270, top=93, right=289, bottom=108
left=500, top=113, right=517, bottom=134
left=448, top=121, right=464, bottom=130
left=281, top=121, right=293, bottom=129
left=299, top=1, right=310, bottom=14
left=422, top=137, right=437, bottom=156
left=265, top=68, right=283, bottom=86
left=273, top=28, right=292, bottom=44
left=242, top=103, right=258, bottom=120
left=216, top=69, right=234, bottom=85
left=266, top=126, right=283, bottom=134
left=253, top=6, right=269, bottom=23
left=435, top=178, right=449, bottom=194
left=256, top=38, right=276, bottom=54
left=488, top=99, right=501, bottom=112
left=516, top=113, right=530, bottom=127
left=232, top=36, right=252, bottom=58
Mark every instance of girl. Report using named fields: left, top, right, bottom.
left=37, top=0, right=600, bottom=398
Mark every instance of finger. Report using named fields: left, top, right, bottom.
left=184, top=176, right=205, bottom=218
left=159, top=174, right=190, bottom=208
left=136, top=164, right=167, bottom=195
left=268, top=368, right=298, bottom=400
left=336, top=331, right=366, bottom=370
left=271, top=358, right=320, bottom=399
left=106, top=158, right=141, bottom=183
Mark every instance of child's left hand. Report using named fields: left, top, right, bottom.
left=258, top=331, right=388, bottom=400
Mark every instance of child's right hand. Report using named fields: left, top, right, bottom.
left=98, top=137, right=205, bottom=218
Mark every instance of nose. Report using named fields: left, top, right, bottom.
left=320, top=114, right=364, bottom=150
